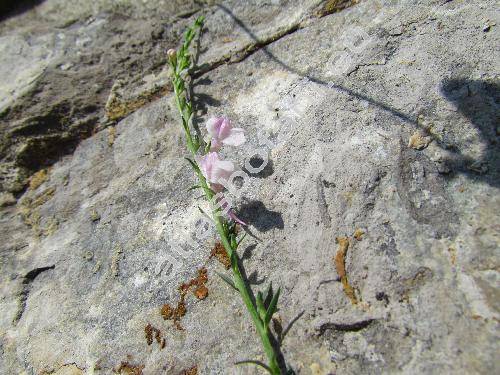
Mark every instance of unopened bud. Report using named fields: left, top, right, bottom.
left=167, top=48, right=177, bottom=60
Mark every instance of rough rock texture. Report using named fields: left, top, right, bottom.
left=1, top=0, right=499, bottom=374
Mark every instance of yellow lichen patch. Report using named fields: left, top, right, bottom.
left=31, top=186, right=56, bottom=207
left=115, top=360, right=144, bottom=375
left=41, top=364, right=84, bottom=375
left=408, top=132, right=432, bottom=150
left=334, top=237, right=358, bottom=305
left=107, top=126, right=116, bottom=146
left=448, top=246, right=457, bottom=265
left=90, top=209, right=101, bottom=222
left=179, top=366, right=198, bottom=375
left=110, top=245, right=123, bottom=277
left=315, top=0, right=359, bottom=17
left=310, top=363, right=322, bottom=375
left=105, top=85, right=170, bottom=122
left=19, top=186, right=56, bottom=238
left=341, top=191, right=354, bottom=206
left=29, top=169, right=49, bottom=190
left=42, top=216, right=59, bottom=236
left=353, top=228, right=364, bottom=241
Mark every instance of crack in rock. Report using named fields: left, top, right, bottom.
left=13, top=265, right=55, bottom=324
left=317, top=318, right=374, bottom=336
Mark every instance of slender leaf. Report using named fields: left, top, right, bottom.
left=256, top=291, right=266, bottom=321
left=265, top=282, right=273, bottom=306
left=230, top=251, right=238, bottom=270
left=230, top=233, right=237, bottom=250
left=215, top=271, right=238, bottom=291
left=236, top=233, right=247, bottom=249
left=264, top=287, right=281, bottom=325
left=204, top=140, right=211, bottom=154
left=187, top=185, right=201, bottom=192
left=184, top=157, right=200, bottom=173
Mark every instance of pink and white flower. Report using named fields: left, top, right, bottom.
left=197, top=152, right=247, bottom=225
left=206, top=116, right=245, bottom=151
left=198, top=152, right=234, bottom=192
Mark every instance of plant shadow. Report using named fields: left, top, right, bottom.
left=211, top=5, right=499, bottom=191
left=237, top=200, right=284, bottom=232
left=439, top=79, right=499, bottom=188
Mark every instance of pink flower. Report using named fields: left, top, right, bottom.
left=216, top=193, right=247, bottom=226
left=228, top=210, right=247, bottom=226
left=198, top=152, right=234, bottom=192
left=197, top=152, right=247, bottom=225
left=206, top=117, right=245, bottom=151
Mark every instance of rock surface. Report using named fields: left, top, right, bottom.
left=0, top=0, right=499, bottom=374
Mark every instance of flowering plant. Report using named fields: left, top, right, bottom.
left=167, top=16, right=285, bottom=374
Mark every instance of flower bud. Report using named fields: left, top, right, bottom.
left=167, top=49, right=177, bottom=65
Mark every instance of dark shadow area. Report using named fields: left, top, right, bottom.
left=211, top=4, right=418, bottom=127
left=277, top=310, right=305, bottom=345
left=243, top=156, right=275, bottom=178
left=237, top=200, right=284, bottom=232
left=440, top=79, right=499, bottom=187
left=241, top=243, right=257, bottom=260
left=194, top=77, right=213, bottom=86
left=0, top=0, right=45, bottom=21
left=192, top=92, right=221, bottom=115
left=214, top=5, right=500, bottom=190
left=246, top=270, right=266, bottom=286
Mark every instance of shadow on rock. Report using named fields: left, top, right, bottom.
left=237, top=200, right=284, bottom=232
left=440, top=79, right=499, bottom=188
left=243, top=156, right=274, bottom=178
left=0, top=0, right=45, bottom=21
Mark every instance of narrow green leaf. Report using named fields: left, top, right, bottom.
left=195, top=16, right=205, bottom=28
left=264, top=287, right=281, bottom=325
left=204, top=140, right=211, bottom=154
left=230, top=233, right=237, bottom=250
left=256, top=291, right=266, bottom=321
left=235, top=360, right=273, bottom=374
left=230, top=251, right=238, bottom=270
left=184, top=157, right=200, bottom=173
left=236, top=233, right=247, bottom=249
left=265, top=282, right=273, bottom=305
left=192, top=134, right=200, bottom=153
left=187, top=185, right=201, bottom=192
left=215, top=272, right=238, bottom=291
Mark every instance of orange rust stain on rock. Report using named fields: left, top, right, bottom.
left=209, top=241, right=231, bottom=269
left=161, top=268, right=209, bottom=330
left=334, top=237, right=358, bottom=305
left=353, top=228, right=364, bottom=241
left=115, top=360, right=145, bottom=375
left=145, top=323, right=165, bottom=349
left=179, top=366, right=198, bottom=375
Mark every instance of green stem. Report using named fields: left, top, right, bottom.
left=198, top=171, right=280, bottom=374
left=169, top=17, right=281, bottom=374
